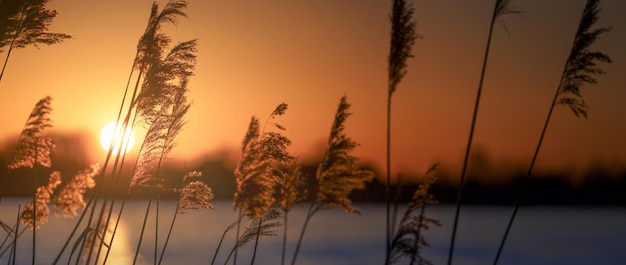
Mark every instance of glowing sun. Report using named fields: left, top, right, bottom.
left=100, top=122, right=136, bottom=154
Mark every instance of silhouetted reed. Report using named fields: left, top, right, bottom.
left=19, top=171, right=61, bottom=230
left=3, top=95, right=56, bottom=265
left=493, top=1, right=611, bottom=264
left=386, top=0, right=418, bottom=262
left=7, top=96, right=54, bottom=171
left=53, top=164, right=100, bottom=218
left=52, top=2, right=197, bottom=264
left=448, top=1, right=521, bottom=264
left=291, top=96, right=374, bottom=265
left=275, top=161, right=303, bottom=265
left=128, top=75, right=193, bottom=265
left=158, top=171, right=213, bottom=265
left=223, top=209, right=282, bottom=265
left=389, top=164, right=440, bottom=265
left=233, top=103, right=293, bottom=265
left=0, top=0, right=71, bottom=84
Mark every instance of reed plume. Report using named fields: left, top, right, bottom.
left=389, top=164, right=440, bottom=265
left=53, top=163, right=100, bottom=218
left=8, top=96, right=54, bottom=170
left=20, top=171, right=61, bottom=230
left=177, top=171, right=214, bottom=213
left=315, top=96, right=374, bottom=214
left=386, top=0, right=418, bottom=262
left=158, top=171, right=213, bottom=265
left=493, top=1, right=611, bottom=264
left=275, top=161, right=303, bottom=265
left=54, top=2, right=193, bottom=264
left=224, top=209, right=282, bottom=265
left=232, top=103, right=293, bottom=265
left=234, top=103, right=293, bottom=219
left=0, top=0, right=71, bottom=84
left=291, top=96, right=374, bottom=265
left=448, top=1, right=521, bottom=264
left=129, top=76, right=193, bottom=265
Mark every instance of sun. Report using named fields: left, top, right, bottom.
left=100, top=122, right=136, bottom=154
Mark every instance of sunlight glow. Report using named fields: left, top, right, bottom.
left=100, top=122, right=135, bottom=155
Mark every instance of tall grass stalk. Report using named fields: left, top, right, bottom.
left=11, top=205, right=19, bottom=265
left=448, top=1, right=520, bottom=264
left=159, top=172, right=213, bottom=265
left=223, top=211, right=281, bottom=265
left=73, top=2, right=193, bottom=264
left=389, top=164, right=439, bottom=265
left=3, top=96, right=55, bottom=265
left=290, top=96, right=374, bottom=265
left=233, top=103, right=292, bottom=265
left=493, top=1, right=611, bottom=264
left=386, top=1, right=417, bottom=262
left=210, top=221, right=237, bottom=265
left=0, top=0, right=71, bottom=85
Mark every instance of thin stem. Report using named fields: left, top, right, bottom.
left=492, top=54, right=565, bottom=265
left=11, top=205, right=20, bottom=265
left=409, top=204, right=427, bottom=265
left=385, top=93, right=392, bottom=265
left=233, top=208, right=242, bottom=265
left=448, top=1, right=499, bottom=264
left=103, top=200, right=127, bottom=265
left=250, top=218, right=262, bottom=265
left=281, top=213, right=288, bottom=265
left=210, top=221, right=234, bottom=265
left=133, top=199, right=153, bottom=265
left=290, top=204, right=315, bottom=265
left=51, top=197, right=94, bottom=265
left=32, top=191, right=36, bottom=265
left=0, top=38, right=16, bottom=85
left=155, top=198, right=160, bottom=265
left=157, top=203, right=180, bottom=265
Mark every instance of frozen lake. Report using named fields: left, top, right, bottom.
left=0, top=198, right=624, bottom=265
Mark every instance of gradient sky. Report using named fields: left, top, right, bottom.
left=1, top=0, right=625, bottom=181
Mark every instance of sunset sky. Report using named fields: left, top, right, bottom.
left=0, top=0, right=625, bottom=181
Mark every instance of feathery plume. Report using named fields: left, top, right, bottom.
left=234, top=209, right=282, bottom=249
left=8, top=96, right=54, bottom=169
left=387, top=1, right=419, bottom=261
left=277, top=161, right=303, bottom=212
left=388, top=0, right=418, bottom=96
left=53, top=163, right=100, bottom=218
left=557, top=0, right=612, bottom=118
left=390, top=164, right=440, bottom=265
left=20, top=171, right=61, bottom=230
left=316, top=96, right=374, bottom=214
left=493, top=1, right=612, bottom=264
left=0, top=0, right=71, bottom=82
left=178, top=171, right=214, bottom=213
left=0, top=0, right=71, bottom=51
left=234, top=103, right=294, bottom=219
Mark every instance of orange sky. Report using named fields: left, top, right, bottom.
left=1, top=0, right=625, bottom=179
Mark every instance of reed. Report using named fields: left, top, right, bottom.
left=386, top=0, right=418, bottom=262
left=291, top=96, right=374, bottom=265
left=158, top=171, right=214, bottom=265
left=492, top=1, right=611, bottom=264
left=0, top=0, right=71, bottom=84
left=389, top=164, right=439, bottom=265
left=448, top=1, right=521, bottom=264
left=233, top=103, right=293, bottom=265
